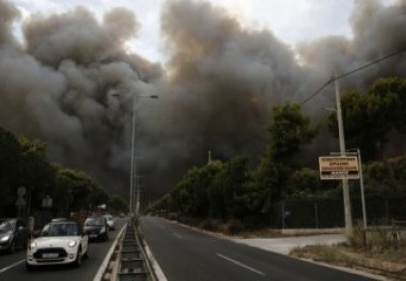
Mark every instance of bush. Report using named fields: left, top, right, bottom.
left=199, top=219, right=222, bottom=232
left=349, top=221, right=368, bottom=248
left=242, top=215, right=264, bottom=230
left=225, top=219, right=245, bottom=235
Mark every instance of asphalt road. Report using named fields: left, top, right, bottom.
left=0, top=218, right=126, bottom=281
left=140, top=216, right=381, bottom=281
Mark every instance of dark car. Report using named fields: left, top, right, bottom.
left=83, top=216, right=109, bottom=242
left=0, top=218, right=29, bottom=253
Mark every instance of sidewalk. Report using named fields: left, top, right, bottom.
left=233, top=233, right=346, bottom=255
left=232, top=234, right=392, bottom=281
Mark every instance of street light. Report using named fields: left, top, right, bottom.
left=111, top=92, right=158, bottom=217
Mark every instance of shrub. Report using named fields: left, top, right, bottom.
left=225, top=219, right=245, bottom=235
left=200, top=219, right=222, bottom=232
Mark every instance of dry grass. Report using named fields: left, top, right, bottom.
left=289, top=227, right=406, bottom=281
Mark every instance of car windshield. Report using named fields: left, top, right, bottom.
left=85, top=217, right=105, bottom=226
left=0, top=220, right=14, bottom=233
left=47, top=223, right=79, bottom=236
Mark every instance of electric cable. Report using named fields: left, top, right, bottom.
left=300, top=46, right=406, bottom=105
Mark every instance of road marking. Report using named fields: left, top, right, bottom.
left=173, top=232, right=183, bottom=239
left=216, top=253, right=265, bottom=276
left=0, top=259, right=25, bottom=274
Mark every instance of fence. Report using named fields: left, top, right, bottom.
left=272, top=196, right=406, bottom=229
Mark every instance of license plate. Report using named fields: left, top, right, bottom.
left=89, top=234, right=97, bottom=238
left=42, top=253, right=59, bottom=258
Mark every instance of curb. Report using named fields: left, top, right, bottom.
left=93, top=224, right=126, bottom=281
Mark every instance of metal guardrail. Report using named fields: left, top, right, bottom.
left=117, top=224, right=148, bottom=281
left=99, top=218, right=157, bottom=281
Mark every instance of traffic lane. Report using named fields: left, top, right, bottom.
left=0, top=218, right=126, bottom=281
left=140, top=216, right=380, bottom=281
left=0, top=249, right=26, bottom=272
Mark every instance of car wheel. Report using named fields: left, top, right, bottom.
left=74, top=247, right=82, bottom=267
left=8, top=241, right=16, bottom=254
left=83, top=247, right=89, bottom=259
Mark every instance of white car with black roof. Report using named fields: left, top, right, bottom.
left=26, top=220, right=88, bottom=270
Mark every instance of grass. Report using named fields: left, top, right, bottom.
left=289, top=226, right=406, bottom=281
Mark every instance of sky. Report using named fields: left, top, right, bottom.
left=10, top=0, right=397, bottom=64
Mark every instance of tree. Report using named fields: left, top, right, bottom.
left=108, top=194, right=128, bottom=214
left=328, top=77, right=406, bottom=159
left=18, top=138, right=57, bottom=214
left=209, top=156, right=248, bottom=220
left=55, top=168, right=96, bottom=212
left=0, top=127, right=22, bottom=216
left=268, top=103, right=318, bottom=162
left=252, top=103, right=318, bottom=215
left=328, top=77, right=406, bottom=188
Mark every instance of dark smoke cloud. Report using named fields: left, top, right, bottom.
left=1, top=0, right=406, bottom=201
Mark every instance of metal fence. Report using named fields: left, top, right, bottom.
left=273, top=196, right=406, bottom=229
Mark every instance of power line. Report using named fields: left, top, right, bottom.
left=300, top=46, right=406, bottom=105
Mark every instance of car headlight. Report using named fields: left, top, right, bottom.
left=29, top=241, right=37, bottom=249
left=100, top=226, right=106, bottom=233
left=1, top=235, right=11, bottom=242
left=68, top=240, right=77, bottom=248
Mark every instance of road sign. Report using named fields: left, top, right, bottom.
left=319, top=156, right=359, bottom=180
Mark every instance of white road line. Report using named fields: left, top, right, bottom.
left=216, top=253, right=265, bottom=276
left=0, top=259, right=25, bottom=274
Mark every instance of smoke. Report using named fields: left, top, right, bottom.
left=1, top=0, right=406, bottom=200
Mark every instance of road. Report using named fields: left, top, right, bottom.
left=0, top=218, right=126, bottom=281
left=140, top=216, right=381, bottom=281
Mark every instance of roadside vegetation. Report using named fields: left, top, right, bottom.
left=290, top=225, right=406, bottom=280
left=147, top=77, right=406, bottom=232
left=0, top=126, right=128, bottom=219
left=145, top=77, right=406, bottom=280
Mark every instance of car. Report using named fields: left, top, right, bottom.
left=0, top=218, right=29, bottom=253
left=51, top=217, right=68, bottom=222
left=103, top=214, right=115, bottom=230
left=83, top=216, right=109, bottom=241
left=26, top=220, right=88, bottom=270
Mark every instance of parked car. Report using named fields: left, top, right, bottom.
left=0, top=218, right=29, bottom=253
left=103, top=214, right=115, bottom=230
left=26, top=220, right=88, bottom=270
left=83, top=216, right=109, bottom=241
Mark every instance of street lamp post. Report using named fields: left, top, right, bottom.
left=111, top=92, right=158, bottom=217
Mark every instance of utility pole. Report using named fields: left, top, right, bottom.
left=334, top=74, right=353, bottom=240
left=110, top=92, right=158, bottom=218
left=129, top=102, right=136, bottom=217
